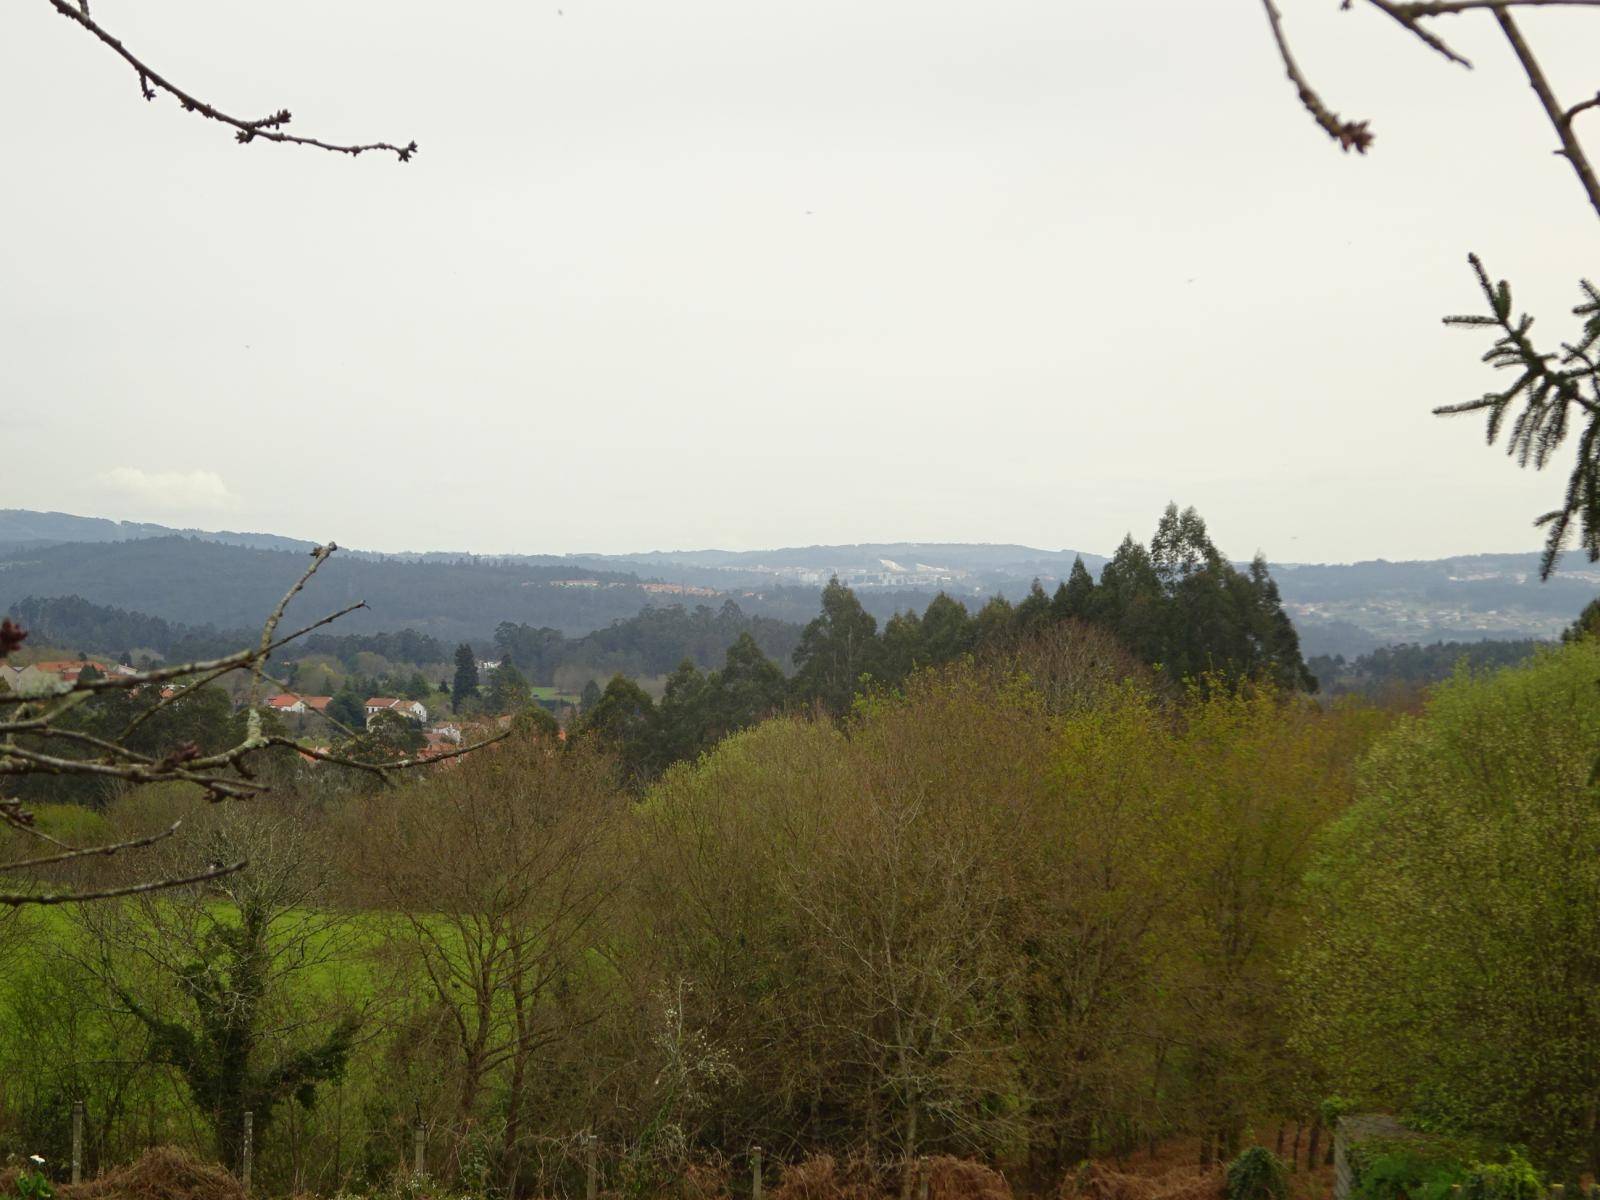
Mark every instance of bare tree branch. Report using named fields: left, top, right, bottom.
left=269, top=729, right=512, bottom=782
left=0, top=544, right=494, bottom=905
left=1492, top=7, right=1600, bottom=222
left=1260, top=0, right=1375, bottom=152
left=0, top=820, right=182, bottom=872
left=1389, top=0, right=1600, bottom=14
left=0, top=859, right=246, bottom=908
left=1364, top=0, right=1474, bottom=66
left=42, top=0, right=417, bottom=161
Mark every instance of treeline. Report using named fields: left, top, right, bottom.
left=4, top=595, right=455, bottom=672
left=5, top=595, right=250, bottom=664
left=575, top=505, right=1314, bottom=780
left=493, top=600, right=804, bottom=684
left=1308, top=638, right=1547, bottom=696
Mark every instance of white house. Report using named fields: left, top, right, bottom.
left=364, top=697, right=428, bottom=724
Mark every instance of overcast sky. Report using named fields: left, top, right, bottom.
left=3, top=0, right=1597, bottom=562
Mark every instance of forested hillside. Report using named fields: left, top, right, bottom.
left=1308, top=638, right=1549, bottom=696
left=0, top=538, right=650, bottom=639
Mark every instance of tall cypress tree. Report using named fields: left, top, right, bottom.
left=451, top=643, right=479, bottom=709
left=1055, top=556, right=1097, bottom=621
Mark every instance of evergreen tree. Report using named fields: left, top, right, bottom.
left=920, top=592, right=974, bottom=663
left=655, top=659, right=713, bottom=766
left=1055, top=556, right=1097, bottom=621
left=1014, top=579, right=1053, bottom=634
left=711, top=632, right=787, bottom=731
left=403, top=671, right=432, bottom=702
left=451, top=643, right=479, bottom=709
left=576, top=674, right=660, bottom=784
left=972, top=594, right=1017, bottom=649
left=484, top=661, right=532, bottom=714
left=1564, top=596, right=1600, bottom=642
left=879, top=609, right=926, bottom=686
left=791, top=576, right=881, bottom=716
left=579, top=678, right=603, bottom=715
left=328, top=683, right=366, bottom=730
left=1098, top=534, right=1165, bottom=662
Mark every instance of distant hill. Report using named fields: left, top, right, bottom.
left=0, top=509, right=317, bottom=555
left=0, top=509, right=1594, bottom=655
left=0, top=536, right=656, bottom=642
left=1268, top=553, right=1600, bottom=656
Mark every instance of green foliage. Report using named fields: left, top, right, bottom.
left=9, top=1163, right=53, bottom=1200
left=1225, top=1148, right=1289, bottom=1200
left=110, top=829, right=360, bottom=1172
left=577, top=633, right=792, bottom=785
left=483, top=660, right=532, bottom=714
left=1562, top=596, right=1600, bottom=642
left=1309, top=640, right=1546, bottom=696
left=1463, top=1153, right=1543, bottom=1200
left=1349, top=1144, right=1540, bottom=1200
left=1298, top=637, right=1600, bottom=1170
left=790, top=576, right=881, bottom=716
left=1349, top=1147, right=1465, bottom=1200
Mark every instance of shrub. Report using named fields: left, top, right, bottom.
left=1224, top=1149, right=1288, bottom=1200
left=1461, top=1152, right=1542, bottom=1200
left=1349, top=1148, right=1463, bottom=1200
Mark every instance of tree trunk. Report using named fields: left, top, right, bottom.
left=899, top=1100, right=920, bottom=1200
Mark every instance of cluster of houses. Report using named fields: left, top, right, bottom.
left=0, top=657, right=138, bottom=694
left=1, top=658, right=466, bottom=765
left=262, top=693, right=430, bottom=724
left=264, top=692, right=463, bottom=762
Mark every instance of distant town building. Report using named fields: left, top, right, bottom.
left=640, top=582, right=721, bottom=597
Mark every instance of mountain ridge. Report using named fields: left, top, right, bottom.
left=1, top=509, right=1594, bottom=656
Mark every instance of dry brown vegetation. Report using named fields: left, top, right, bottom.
left=2, top=1148, right=246, bottom=1200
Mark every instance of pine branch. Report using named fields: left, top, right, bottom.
left=1437, top=255, right=1600, bottom=577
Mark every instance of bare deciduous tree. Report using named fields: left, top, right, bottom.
left=350, top=738, right=623, bottom=1191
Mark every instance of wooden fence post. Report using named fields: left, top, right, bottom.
left=71, top=1100, right=84, bottom=1185
left=241, top=1111, right=254, bottom=1191
left=586, top=1133, right=598, bottom=1200
left=413, top=1121, right=426, bottom=1176
left=751, top=1146, right=763, bottom=1200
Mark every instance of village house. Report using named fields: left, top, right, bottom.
left=265, top=693, right=333, bottom=716
left=2, top=659, right=127, bottom=695
left=364, top=696, right=428, bottom=724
